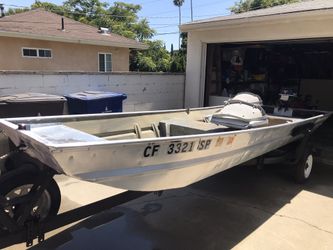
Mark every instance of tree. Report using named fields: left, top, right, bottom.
left=130, top=40, right=171, bottom=72
left=173, top=0, right=185, bottom=49
left=106, top=2, right=154, bottom=41
left=6, top=1, right=68, bottom=17
left=63, top=1, right=155, bottom=41
left=170, top=32, right=187, bottom=72
left=6, top=7, right=30, bottom=15
left=32, top=1, right=69, bottom=15
left=64, top=0, right=107, bottom=22
left=230, top=0, right=301, bottom=14
left=173, top=0, right=185, bottom=24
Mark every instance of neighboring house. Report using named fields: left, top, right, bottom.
left=0, top=8, right=147, bottom=72
left=180, top=0, right=333, bottom=111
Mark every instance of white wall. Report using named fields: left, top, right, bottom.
left=183, top=10, right=333, bottom=107
left=0, top=72, right=185, bottom=112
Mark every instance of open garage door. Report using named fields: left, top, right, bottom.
left=205, top=39, right=333, bottom=111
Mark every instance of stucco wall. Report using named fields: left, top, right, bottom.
left=0, top=71, right=185, bottom=112
left=0, top=37, right=129, bottom=72
left=184, top=11, right=333, bottom=107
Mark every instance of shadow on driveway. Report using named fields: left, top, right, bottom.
left=31, top=162, right=333, bottom=250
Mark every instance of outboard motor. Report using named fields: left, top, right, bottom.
left=230, top=92, right=263, bottom=105
left=206, top=92, right=268, bottom=129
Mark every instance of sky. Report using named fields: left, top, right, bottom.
left=3, top=0, right=237, bottom=50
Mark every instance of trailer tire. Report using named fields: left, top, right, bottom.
left=0, top=170, right=61, bottom=222
left=295, top=149, right=314, bottom=183
left=4, top=152, right=41, bottom=172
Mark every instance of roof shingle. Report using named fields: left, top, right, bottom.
left=0, top=8, right=147, bottom=49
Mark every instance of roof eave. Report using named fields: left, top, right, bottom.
left=180, top=8, right=333, bottom=32
left=0, top=30, right=148, bottom=49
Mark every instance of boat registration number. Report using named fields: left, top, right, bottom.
left=143, top=139, right=212, bottom=157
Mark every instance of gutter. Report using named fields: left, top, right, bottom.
left=0, top=30, right=148, bottom=50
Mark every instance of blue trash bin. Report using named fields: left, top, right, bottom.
left=65, top=91, right=127, bottom=114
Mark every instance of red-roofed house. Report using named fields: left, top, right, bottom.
left=0, top=9, right=147, bottom=72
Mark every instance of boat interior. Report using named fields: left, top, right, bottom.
left=6, top=107, right=305, bottom=144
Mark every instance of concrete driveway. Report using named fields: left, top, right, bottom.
left=5, top=163, right=333, bottom=250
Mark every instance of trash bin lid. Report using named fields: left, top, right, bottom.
left=65, top=91, right=127, bottom=100
left=0, top=93, right=66, bottom=103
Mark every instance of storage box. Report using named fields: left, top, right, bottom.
left=65, top=91, right=127, bottom=114
left=0, top=93, right=66, bottom=118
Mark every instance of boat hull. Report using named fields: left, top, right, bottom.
left=0, top=107, right=328, bottom=191
left=50, top=119, right=309, bottom=191
left=84, top=135, right=293, bottom=191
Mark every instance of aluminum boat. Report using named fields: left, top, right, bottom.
left=0, top=94, right=328, bottom=191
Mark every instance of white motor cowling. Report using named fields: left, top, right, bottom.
left=207, top=92, right=268, bottom=129
left=231, top=92, right=263, bottom=105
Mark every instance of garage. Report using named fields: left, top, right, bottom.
left=180, top=0, right=333, bottom=110
left=205, top=39, right=333, bottom=110
left=180, top=0, right=333, bottom=164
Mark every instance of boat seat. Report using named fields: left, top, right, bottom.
left=267, top=117, right=292, bottom=126
left=159, top=119, right=229, bottom=137
left=134, top=123, right=160, bottom=139
left=103, top=123, right=160, bottom=141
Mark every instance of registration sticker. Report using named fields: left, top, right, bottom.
left=215, top=135, right=236, bottom=147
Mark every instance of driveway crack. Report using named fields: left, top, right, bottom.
left=190, top=191, right=333, bottom=236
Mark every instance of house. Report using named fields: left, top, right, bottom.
left=180, top=0, right=333, bottom=111
left=0, top=9, right=147, bottom=72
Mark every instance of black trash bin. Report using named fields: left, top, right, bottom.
left=65, top=91, right=127, bottom=114
left=0, top=93, right=67, bottom=118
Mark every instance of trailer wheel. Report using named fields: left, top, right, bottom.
left=5, top=152, right=41, bottom=172
left=295, top=149, right=314, bottom=183
left=0, top=170, right=61, bottom=223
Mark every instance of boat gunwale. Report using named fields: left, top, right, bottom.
left=5, top=114, right=326, bottom=152
left=0, top=106, right=223, bottom=124
left=1, top=105, right=328, bottom=124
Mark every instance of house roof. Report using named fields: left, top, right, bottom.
left=0, top=8, right=147, bottom=49
left=181, top=0, right=333, bottom=31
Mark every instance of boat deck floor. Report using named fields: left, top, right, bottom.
left=101, top=116, right=297, bottom=141
left=28, top=115, right=300, bottom=144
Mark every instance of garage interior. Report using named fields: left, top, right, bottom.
left=205, top=39, right=333, bottom=164
left=205, top=39, right=333, bottom=111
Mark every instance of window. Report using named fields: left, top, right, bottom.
left=22, top=48, right=52, bottom=58
left=38, top=49, right=52, bottom=58
left=22, top=48, right=37, bottom=57
left=99, top=53, right=112, bottom=72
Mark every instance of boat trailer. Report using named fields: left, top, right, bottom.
left=0, top=174, right=150, bottom=249
left=0, top=122, right=320, bottom=248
